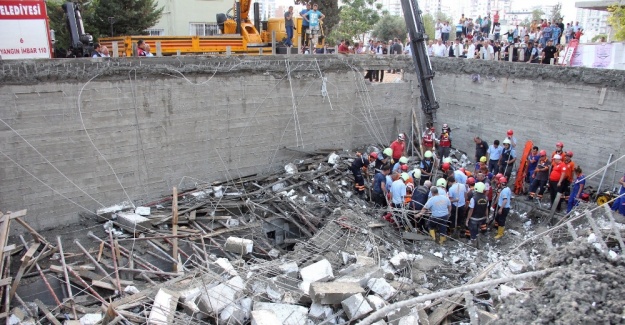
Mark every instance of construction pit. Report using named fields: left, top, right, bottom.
left=1, top=55, right=625, bottom=324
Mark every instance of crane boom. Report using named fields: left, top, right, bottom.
left=400, top=0, right=439, bottom=116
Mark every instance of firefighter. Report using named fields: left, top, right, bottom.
left=393, top=156, right=409, bottom=173
left=390, top=133, right=407, bottom=163
left=376, top=148, right=393, bottom=173
left=351, top=152, right=373, bottom=198
left=416, top=186, right=451, bottom=245
left=411, top=179, right=432, bottom=231
left=567, top=166, right=585, bottom=213
left=562, top=151, right=576, bottom=200
left=466, top=182, right=488, bottom=247
left=528, top=150, right=550, bottom=200
left=422, top=124, right=437, bottom=152
left=494, top=176, right=511, bottom=239
left=438, top=124, right=452, bottom=158
left=372, top=165, right=390, bottom=207
left=548, top=154, right=568, bottom=212
left=419, top=151, right=435, bottom=185
left=551, top=142, right=565, bottom=167
left=498, top=138, right=516, bottom=179
left=505, top=129, right=517, bottom=148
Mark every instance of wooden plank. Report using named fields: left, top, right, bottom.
left=34, top=299, right=62, bottom=325
left=9, top=242, right=41, bottom=299
left=200, top=222, right=261, bottom=238
left=172, top=186, right=179, bottom=273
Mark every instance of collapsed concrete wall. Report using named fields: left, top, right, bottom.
left=430, top=58, right=625, bottom=186
left=0, top=56, right=415, bottom=231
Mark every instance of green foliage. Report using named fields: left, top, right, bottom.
left=422, top=13, right=435, bottom=41
left=550, top=2, right=563, bottom=22
left=46, top=0, right=94, bottom=50
left=295, top=0, right=340, bottom=39
left=326, top=0, right=381, bottom=44
left=371, top=14, right=405, bottom=42
left=591, top=34, right=608, bottom=42
left=608, top=4, right=625, bottom=41
left=90, top=0, right=163, bottom=36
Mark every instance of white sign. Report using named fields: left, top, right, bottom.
left=0, top=0, right=51, bottom=59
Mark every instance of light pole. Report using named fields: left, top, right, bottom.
left=108, top=17, right=116, bottom=36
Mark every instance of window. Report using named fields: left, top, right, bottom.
left=145, top=28, right=165, bottom=36
left=189, top=23, right=220, bottom=36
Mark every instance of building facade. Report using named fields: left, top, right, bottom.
left=149, top=0, right=232, bottom=36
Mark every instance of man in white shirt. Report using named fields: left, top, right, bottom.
left=482, top=40, right=494, bottom=60
left=433, top=39, right=446, bottom=57
left=466, top=40, right=477, bottom=59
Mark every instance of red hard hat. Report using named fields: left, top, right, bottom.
left=369, top=152, right=378, bottom=159
left=499, top=176, right=507, bottom=184
left=467, top=177, right=475, bottom=185
left=539, top=150, right=547, bottom=156
left=507, top=129, right=513, bottom=136
left=401, top=164, right=409, bottom=171
left=442, top=162, right=450, bottom=171
left=556, top=142, right=564, bottom=147
left=495, top=173, right=503, bottom=179
left=566, top=151, right=573, bottom=158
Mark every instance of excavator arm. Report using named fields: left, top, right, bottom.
left=400, top=0, right=439, bottom=116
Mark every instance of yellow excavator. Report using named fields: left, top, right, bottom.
left=99, top=0, right=324, bottom=56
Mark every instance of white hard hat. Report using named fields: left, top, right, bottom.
left=553, top=154, right=562, bottom=160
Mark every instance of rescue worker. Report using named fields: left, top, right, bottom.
left=453, top=167, right=468, bottom=185
left=390, top=173, right=409, bottom=227
left=422, top=124, right=437, bottom=153
left=390, top=134, right=406, bottom=163
left=351, top=152, right=372, bottom=198
left=562, top=151, right=576, bottom=200
left=505, top=129, right=517, bottom=148
left=486, top=140, right=503, bottom=174
left=526, top=146, right=540, bottom=184
left=393, top=156, right=409, bottom=173
left=567, top=166, right=585, bottom=213
left=411, top=179, right=432, bottom=231
left=551, top=142, right=564, bottom=167
left=548, top=154, right=568, bottom=212
left=372, top=165, right=390, bottom=207
left=419, top=151, right=436, bottom=185
left=611, top=173, right=625, bottom=216
left=464, top=176, right=476, bottom=238
left=491, top=173, right=504, bottom=227
left=448, top=175, right=467, bottom=234
left=417, top=186, right=451, bottom=245
left=476, top=156, right=488, bottom=174
left=438, top=124, right=452, bottom=158
left=527, top=150, right=550, bottom=200
left=498, top=139, right=516, bottom=179
left=494, top=176, right=511, bottom=239
left=433, top=178, right=448, bottom=197
left=376, top=148, right=393, bottom=173
left=466, top=182, right=488, bottom=247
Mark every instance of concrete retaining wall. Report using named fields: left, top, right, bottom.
left=1, top=55, right=624, bottom=231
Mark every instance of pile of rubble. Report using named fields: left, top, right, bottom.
left=2, top=149, right=624, bottom=324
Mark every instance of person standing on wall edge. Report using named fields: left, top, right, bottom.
left=284, top=6, right=294, bottom=48
left=299, top=3, right=311, bottom=53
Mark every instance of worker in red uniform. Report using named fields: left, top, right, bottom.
left=390, top=133, right=406, bottom=163
left=422, top=123, right=436, bottom=153
left=551, top=142, right=565, bottom=167
left=438, top=123, right=452, bottom=158
left=562, top=151, right=575, bottom=200
left=548, top=154, right=567, bottom=212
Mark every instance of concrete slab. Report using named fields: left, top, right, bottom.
left=148, top=288, right=180, bottom=325
left=199, top=276, right=245, bottom=314
left=253, top=302, right=309, bottom=325
left=116, top=212, right=152, bottom=231
left=341, top=293, right=373, bottom=320
left=225, top=237, right=254, bottom=255
left=366, top=295, right=387, bottom=311
left=367, top=278, right=397, bottom=300
left=251, top=310, right=280, bottom=325
left=299, top=259, right=334, bottom=292
left=309, top=302, right=333, bottom=320
left=336, top=266, right=384, bottom=287
left=79, top=313, right=103, bottom=325
left=309, top=281, right=365, bottom=304
left=211, top=258, right=239, bottom=277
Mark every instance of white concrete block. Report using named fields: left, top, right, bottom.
left=134, top=206, right=150, bottom=216
left=397, top=314, right=419, bottom=325
left=253, top=302, right=308, bottom=325
left=225, top=237, right=254, bottom=255
left=337, top=266, right=384, bottom=287
left=367, top=278, right=397, bottom=300
left=212, top=258, right=239, bottom=277
left=389, top=252, right=408, bottom=269
left=116, top=212, right=151, bottom=230
left=341, top=293, right=373, bottom=320
left=366, top=295, right=387, bottom=311
left=507, top=259, right=525, bottom=274
left=148, top=288, right=179, bottom=325
left=278, top=261, right=299, bottom=276
left=299, top=259, right=334, bottom=292
left=309, top=281, right=365, bottom=304
left=499, top=285, right=519, bottom=298
left=79, top=313, right=103, bottom=325
left=251, top=310, right=280, bottom=325
left=199, top=276, right=245, bottom=314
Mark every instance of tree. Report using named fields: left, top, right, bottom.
left=325, top=0, right=381, bottom=45
left=591, top=34, right=608, bottom=42
left=608, top=4, right=625, bottom=41
left=89, top=0, right=163, bottom=37
left=521, top=8, right=545, bottom=28
left=550, top=2, right=563, bottom=22
left=295, top=0, right=340, bottom=40
left=423, top=13, right=435, bottom=41
left=371, top=14, right=405, bottom=42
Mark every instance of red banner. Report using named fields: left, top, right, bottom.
left=0, top=0, right=47, bottom=20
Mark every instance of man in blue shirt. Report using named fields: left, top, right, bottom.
left=567, top=166, right=585, bottom=213
left=372, top=165, right=390, bottom=207
left=526, top=146, right=540, bottom=184
left=417, top=186, right=451, bottom=244
left=299, top=4, right=311, bottom=52
left=303, top=4, right=324, bottom=50
left=494, top=176, right=511, bottom=239
left=448, top=176, right=467, bottom=232
left=487, top=140, right=503, bottom=174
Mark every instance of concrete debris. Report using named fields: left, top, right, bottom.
left=199, top=276, right=245, bottom=314
left=225, top=237, right=254, bottom=255
left=366, top=294, right=387, bottom=311
left=148, top=288, right=180, bottom=325
left=79, top=313, right=103, bottom=325
left=116, top=212, right=151, bottom=230
left=134, top=206, right=151, bottom=216
left=341, top=293, right=374, bottom=320
left=309, top=302, right=334, bottom=320
left=299, top=258, right=334, bottom=292
left=285, top=163, right=298, bottom=174
left=389, top=252, right=409, bottom=269
left=251, top=310, right=280, bottom=325
left=253, top=302, right=309, bottom=325
left=367, top=278, right=397, bottom=300
left=309, top=281, right=365, bottom=304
